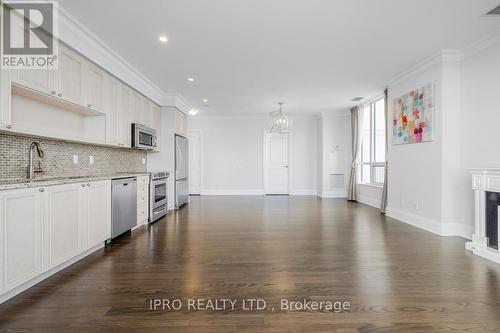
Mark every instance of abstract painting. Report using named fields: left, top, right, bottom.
left=393, top=84, right=434, bottom=145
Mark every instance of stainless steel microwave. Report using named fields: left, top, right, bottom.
left=131, top=123, right=157, bottom=150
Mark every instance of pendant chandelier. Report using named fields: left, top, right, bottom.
left=269, top=102, right=290, bottom=133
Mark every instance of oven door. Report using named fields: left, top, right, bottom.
left=151, top=180, right=168, bottom=209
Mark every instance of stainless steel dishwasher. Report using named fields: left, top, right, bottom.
left=112, top=177, right=137, bottom=238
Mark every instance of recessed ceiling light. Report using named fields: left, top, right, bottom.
left=189, top=108, right=199, bottom=116
left=187, top=77, right=195, bottom=82
left=202, top=99, right=208, bottom=103
left=158, top=35, right=168, bottom=43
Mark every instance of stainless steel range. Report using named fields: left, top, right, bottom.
left=150, top=171, right=169, bottom=222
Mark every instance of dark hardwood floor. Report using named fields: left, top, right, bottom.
left=1, top=196, right=500, bottom=332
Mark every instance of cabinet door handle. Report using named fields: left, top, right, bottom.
left=81, top=184, right=86, bottom=187
left=87, top=183, right=91, bottom=187
left=39, top=188, right=44, bottom=192
left=58, top=93, right=62, bottom=97
left=51, top=91, right=56, bottom=95
left=6, top=125, right=12, bottom=129
left=87, top=104, right=92, bottom=108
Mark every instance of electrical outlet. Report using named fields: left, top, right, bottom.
left=89, top=156, right=94, bottom=164
left=72, top=155, right=79, bottom=164
left=142, top=158, right=146, bottom=165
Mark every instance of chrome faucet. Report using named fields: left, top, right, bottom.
left=27, top=142, right=44, bottom=180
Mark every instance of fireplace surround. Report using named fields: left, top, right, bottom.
left=466, top=169, right=500, bottom=263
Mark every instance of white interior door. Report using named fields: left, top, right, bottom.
left=264, top=132, right=290, bottom=195
left=188, top=131, right=201, bottom=194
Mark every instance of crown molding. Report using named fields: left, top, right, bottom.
left=191, top=113, right=320, bottom=120
left=56, top=3, right=189, bottom=108
left=388, top=51, right=444, bottom=88
left=460, top=29, right=500, bottom=61
left=161, top=94, right=192, bottom=114
left=388, top=29, right=500, bottom=88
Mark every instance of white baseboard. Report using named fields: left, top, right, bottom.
left=290, top=189, right=318, bottom=196
left=386, top=206, right=442, bottom=235
left=201, top=189, right=265, bottom=196
left=386, top=206, right=473, bottom=239
left=320, top=190, right=347, bottom=198
left=358, top=195, right=381, bottom=209
left=441, top=223, right=473, bottom=240
left=200, top=189, right=319, bottom=196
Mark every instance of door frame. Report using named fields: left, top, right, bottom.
left=263, top=130, right=291, bottom=195
left=188, top=130, right=203, bottom=195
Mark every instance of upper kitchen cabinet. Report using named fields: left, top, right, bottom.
left=131, top=91, right=145, bottom=125
left=0, top=70, right=12, bottom=130
left=10, top=67, right=56, bottom=97
left=84, top=64, right=105, bottom=112
left=117, top=84, right=132, bottom=148
left=143, top=98, right=152, bottom=128
left=104, top=75, right=119, bottom=146
left=56, top=46, right=86, bottom=106
left=3, top=39, right=161, bottom=149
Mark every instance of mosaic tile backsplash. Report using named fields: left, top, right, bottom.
left=0, top=133, right=147, bottom=180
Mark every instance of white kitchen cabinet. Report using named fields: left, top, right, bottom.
left=131, top=91, right=145, bottom=125
left=117, top=84, right=132, bottom=148
left=0, top=70, right=12, bottom=130
left=104, top=75, right=119, bottom=145
left=84, top=64, right=105, bottom=112
left=136, top=176, right=150, bottom=226
left=43, top=183, right=85, bottom=270
left=85, top=180, right=111, bottom=249
left=143, top=98, right=152, bottom=128
left=11, top=68, right=57, bottom=97
left=56, top=46, right=86, bottom=106
left=152, top=104, right=161, bottom=152
left=0, top=188, right=43, bottom=293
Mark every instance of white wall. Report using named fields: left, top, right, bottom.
left=319, top=113, right=351, bottom=198
left=290, top=116, right=320, bottom=195
left=187, top=115, right=320, bottom=195
left=386, top=61, right=445, bottom=233
left=382, top=50, right=486, bottom=239
left=459, top=42, right=500, bottom=237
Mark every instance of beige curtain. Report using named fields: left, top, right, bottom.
left=380, top=88, right=389, bottom=214
left=347, top=106, right=359, bottom=201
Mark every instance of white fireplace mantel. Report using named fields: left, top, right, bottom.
left=466, top=168, right=500, bottom=264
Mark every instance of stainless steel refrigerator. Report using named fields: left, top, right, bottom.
left=175, top=134, right=189, bottom=207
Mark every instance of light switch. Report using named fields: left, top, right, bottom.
left=89, top=156, right=94, bottom=164
left=73, top=155, right=79, bottom=164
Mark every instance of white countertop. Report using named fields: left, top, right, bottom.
left=0, top=173, right=151, bottom=191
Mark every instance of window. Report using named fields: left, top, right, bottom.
left=360, top=97, right=386, bottom=186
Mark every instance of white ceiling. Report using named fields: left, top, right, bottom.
left=57, top=0, right=500, bottom=115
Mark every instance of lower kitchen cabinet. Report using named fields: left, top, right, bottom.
left=85, top=180, right=111, bottom=248
left=0, top=188, right=43, bottom=293
left=0, top=180, right=111, bottom=301
left=137, top=176, right=150, bottom=226
left=43, top=183, right=85, bottom=270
